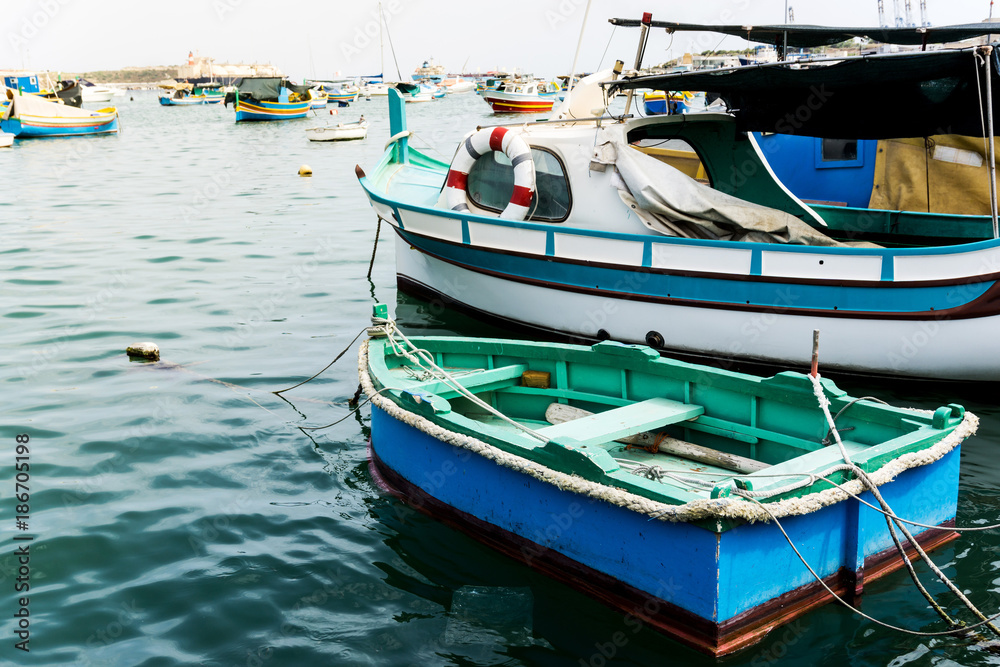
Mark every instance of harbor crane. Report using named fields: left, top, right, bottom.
left=881, top=0, right=927, bottom=27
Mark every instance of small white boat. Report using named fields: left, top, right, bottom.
left=0, top=132, right=13, bottom=147
left=305, top=119, right=368, bottom=141
left=79, top=79, right=116, bottom=104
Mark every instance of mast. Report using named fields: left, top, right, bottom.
left=566, top=0, right=593, bottom=95
left=379, top=1, right=384, bottom=80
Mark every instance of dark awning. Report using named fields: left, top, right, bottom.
left=232, top=77, right=284, bottom=100
left=608, top=48, right=1000, bottom=139
left=607, top=18, right=1000, bottom=48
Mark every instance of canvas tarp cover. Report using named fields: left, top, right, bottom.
left=610, top=49, right=999, bottom=139
left=610, top=140, right=847, bottom=246
left=868, top=135, right=1000, bottom=214
left=232, top=77, right=284, bottom=101
left=3, top=88, right=106, bottom=120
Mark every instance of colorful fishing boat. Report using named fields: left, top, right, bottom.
left=327, top=85, right=360, bottom=104
left=482, top=80, right=557, bottom=113
left=158, top=81, right=224, bottom=106
left=356, top=19, right=1000, bottom=381
left=361, top=311, right=977, bottom=656
left=642, top=90, right=697, bottom=115
left=309, top=86, right=328, bottom=109
left=225, top=77, right=312, bottom=122
left=1, top=87, right=119, bottom=138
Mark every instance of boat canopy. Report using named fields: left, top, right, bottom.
left=607, top=18, right=1000, bottom=48
left=230, top=77, right=312, bottom=101
left=608, top=47, right=1000, bottom=139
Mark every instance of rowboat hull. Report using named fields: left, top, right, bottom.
left=0, top=110, right=119, bottom=137
left=370, top=405, right=959, bottom=656
left=328, top=90, right=360, bottom=103
left=362, top=334, right=969, bottom=656
left=305, top=122, right=368, bottom=141
left=159, top=95, right=219, bottom=106
left=234, top=99, right=310, bottom=122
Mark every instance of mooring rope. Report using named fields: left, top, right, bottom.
left=370, top=315, right=551, bottom=443
left=740, top=494, right=1000, bottom=639
left=807, top=371, right=1000, bottom=637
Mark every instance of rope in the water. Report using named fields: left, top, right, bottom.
left=366, top=218, right=381, bottom=281
left=273, top=327, right=368, bottom=395
left=806, top=371, right=1000, bottom=637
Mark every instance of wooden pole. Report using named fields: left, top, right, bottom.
left=810, top=329, right=820, bottom=377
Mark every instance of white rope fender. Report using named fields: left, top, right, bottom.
left=359, top=339, right=978, bottom=524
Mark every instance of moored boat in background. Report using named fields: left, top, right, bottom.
left=305, top=117, right=368, bottom=141
left=482, top=79, right=557, bottom=113
left=1, top=87, right=119, bottom=137
left=225, top=77, right=312, bottom=122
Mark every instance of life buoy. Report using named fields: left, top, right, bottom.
left=444, top=126, right=535, bottom=220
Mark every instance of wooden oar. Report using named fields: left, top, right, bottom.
left=545, top=403, right=767, bottom=474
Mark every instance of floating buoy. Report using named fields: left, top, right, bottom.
left=329, top=109, right=338, bottom=115
left=126, top=342, right=160, bottom=361
left=299, top=165, right=313, bottom=177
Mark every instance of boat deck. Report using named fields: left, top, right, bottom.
left=371, top=337, right=964, bottom=510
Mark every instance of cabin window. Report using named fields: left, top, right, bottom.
left=29, top=77, right=36, bottom=86
left=815, top=138, right=865, bottom=169
left=821, top=139, right=858, bottom=162
left=467, top=147, right=571, bottom=222
left=631, top=138, right=711, bottom=186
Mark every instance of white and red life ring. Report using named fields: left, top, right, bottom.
left=444, top=126, right=535, bottom=220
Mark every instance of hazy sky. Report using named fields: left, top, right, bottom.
left=2, top=0, right=997, bottom=78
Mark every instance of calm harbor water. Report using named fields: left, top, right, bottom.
left=4, top=90, right=1000, bottom=667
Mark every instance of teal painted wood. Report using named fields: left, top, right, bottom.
left=388, top=88, right=408, bottom=163
left=536, top=397, right=704, bottom=445
left=367, top=334, right=968, bottom=511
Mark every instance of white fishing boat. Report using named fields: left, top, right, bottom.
left=0, top=131, right=13, bottom=147
left=305, top=118, right=368, bottom=141
left=79, top=79, right=116, bottom=104
left=356, top=20, right=1000, bottom=381
left=441, top=77, right=475, bottom=94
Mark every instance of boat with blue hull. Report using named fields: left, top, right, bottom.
left=1, top=87, right=119, bottom=137
left=360, top=316, right=977, bottom=656
left=225, top=77, right=312, bottom=122
left=357, top=22, right=1000, bottom=381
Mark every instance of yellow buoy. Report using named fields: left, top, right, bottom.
left=299, top=164, right=313, bottom=177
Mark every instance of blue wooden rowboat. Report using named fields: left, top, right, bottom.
left=360, top=312, right=976, bottom=656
